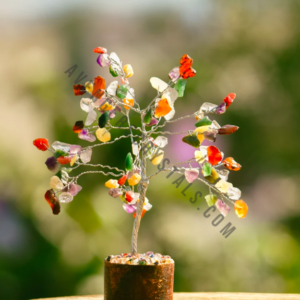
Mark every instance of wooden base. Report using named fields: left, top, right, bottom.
left=32, top=292, right=300, bottom=300
left=104, top=260, right=174, bottom=300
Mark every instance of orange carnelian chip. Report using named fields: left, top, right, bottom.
left=180, top=67, right=196, bottom=79
left=133, top=209, right=147, bottom=218
left=207, top=146, right=222, bottom=166
left=123, top=98, right=134, bottom=110
left=72, top=126, right=82, bottom=133
left=57, top=156, right=72, bottom=165
left=125, top=191, right=135, bottom=202
left=92, top=89, right=105, bottom=99
left=93, top=76, right=106, bottom=90
left=118, top=175, right=127, bottom=186
left=33, top=138, right=49, bottom=151
left=179, top=54, right=196, bottom=79
left=223, top=93, right=236, bottom=108
left=234, top=200, right=248, bottom=218
left=73, top=84, right=85, bottom=96
left=93, top=47, right=107, bottom=54
left=154, top=98, right=172, bottom=118
left=180, top=54, right=193, bottom=66
left=222, top=157, right=241, bottom=171
left=92, top=76, right=106, bottom=98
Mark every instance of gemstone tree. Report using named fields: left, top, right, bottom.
left=33, top=48, right=248, bottom=256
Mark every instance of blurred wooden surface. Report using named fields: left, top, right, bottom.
left=33, top=292, right=300, bottom=299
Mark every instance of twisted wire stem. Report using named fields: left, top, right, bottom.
left=131, top=130, right=148, bottom=255
left=73, top=170, right=123, bottom=182
left=75, top=162, right=125, bottom=174
left=87, top=134, right=140, bottom=149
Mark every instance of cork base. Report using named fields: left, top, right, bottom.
left=104, top=260, right=174, bottom=300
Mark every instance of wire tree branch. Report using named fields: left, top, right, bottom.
left=86, top=134, right=141, bottom=150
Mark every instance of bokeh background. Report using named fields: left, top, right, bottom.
left=1, top=0, right=300, bottom=299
